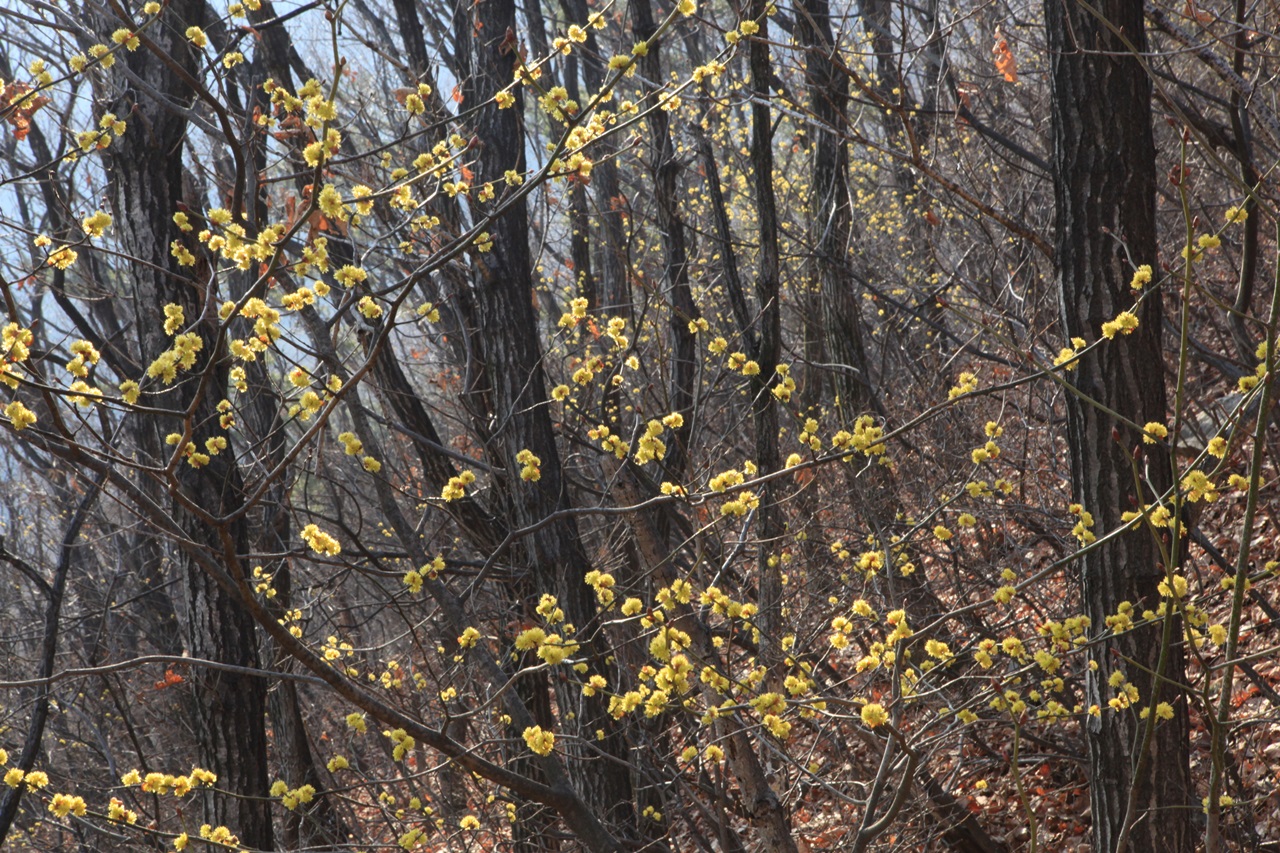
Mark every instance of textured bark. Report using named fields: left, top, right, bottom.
left=362, top=330, right=506, bottom=554
left=629, top=0, right=698, bottom=478
left=559, top=0, right=630, bottom=315
left=679, top=23, right=755, bottom=353
left=9, top=91, right=185, bottom=660
left=1046, top=1, right=1193, bottom=850
left=797, top=0, right=876, bottom=419
left=745, top=1, right=796, bottom=850
left=237, top=14, right=351, bottom=847
left=0, top=478, right=101, bottom=844
left=456, top=0, right=636, bottom=838
left=562, top=53, right=598, bottom=312
left=95, top=0, right=273, bottom=844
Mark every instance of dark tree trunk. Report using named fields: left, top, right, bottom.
left=1046, top=1, right=1193, bottom=850
left=744, top=1, right=796, bottom=850
left=629, top=0, right=698, bottom=478
left=797, top=0, right=876, bottom=420
left=95, top=1, right=274, bottom=845
left=559, top=0, right=630, bottom=315
left=455, top=0, right=636, bottom=839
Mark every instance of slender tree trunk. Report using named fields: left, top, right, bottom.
left=797, top=0, right=876, bottom=420
left=1046, top=2, right=1192, bottom=850
left=629, top=0, right=698, bottom=476
left=745, top=2, right=796, bottom=850
left=559, top=0, right=630, bottom=315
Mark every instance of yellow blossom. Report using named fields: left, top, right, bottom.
left=112, top=29, right=140, bottom=50
left=1142, top=422, right=1167, bottom=444
left=522, top=726, right=555, bottom=755
left=301, top=523, right=341, bottom=556
left=860, top=703, right=888, bottom=728
left=5, top=401, right=37, bottom=431
left=1101, top=311, right=1139, bottom=340
left=81, top=210, right=113, bottom=237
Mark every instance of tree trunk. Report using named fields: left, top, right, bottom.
left=1046, top=1, right=1192, bottom=850
left=797, top=0, right=876, bottom=420
left=455, top=0, right=637, bottom=838
left=96, top=0, right=274, bottom=844
left=745, top=1, right=797, bottom=850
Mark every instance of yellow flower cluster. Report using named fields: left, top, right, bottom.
left=1129, top=264, right=1153, bottom=290
left=948, top=371, right=978, bottom=399
left=589, top=424, right=628, bottom=459
left=860, top=703, right=888, bottom=728
left=441, top=469, right=476, bottom=501
left=65, top=340, right=100, bottom=379
left=163, top=303, right=185, bottom=335
left=1181, top=469, right=1219, bottom=503
left=337, top=431, right=363, bottom=455
left=634, top=420, right=667, bottom=464
left=108, top=797, right=138, bottom=824
left=1101, top=311, right=1139, bottom=340
left=301, top=523, right=341, bottom=556
left=146, top=333, right=203, bottom=383
left=4, top=400, right=36, bottom=431
left=1069, top=503, right=1095, bottom=544
left=384, top=727, right=416, bottom=761
left=772, top=363, right=796, bottom=401
left=270, top=779, right=316, bottom=810
left=4, top=768, right=48, bottom=790
left=517, top=448, right=541, bottom=481
left=720, top=490, right=759, bottom=517
left=522, top=725, right=555, bottom=755
left=47, top=793, right=87, bottom=818
left=81, top=210, right=113, bottom=237
left=585, top=569, right=616, bottom=606
left=1053, top=336, right=1087, bottom=370
left=199, top=824, right=239, bottom=847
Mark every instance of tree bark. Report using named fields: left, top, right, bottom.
left=797, top=0, right=876, bottom=419
left=96, top=1, right=274, bottom=844
left=455, top=0, right=637, bottom=838
left=1046, top=1, right=1192, bottom=850
left=629, top=0, right=698, bottom=478
left=745, top=1, right=797, bottom=850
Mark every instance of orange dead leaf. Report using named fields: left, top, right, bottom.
left=153, top=668, right=185, bottom=690
left=1182, top=0, right=1213, bottom=23
left=992, top=27, right=1018, bottom=83
left=451, top=84, right=464, bottom=104
left=459, top=164, right=475, bottom=182
left=272, top=113, right=313, bottom=142
left=3, top=82, right=52, bottom=141
left=499, top=26, right=518, bottom=55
